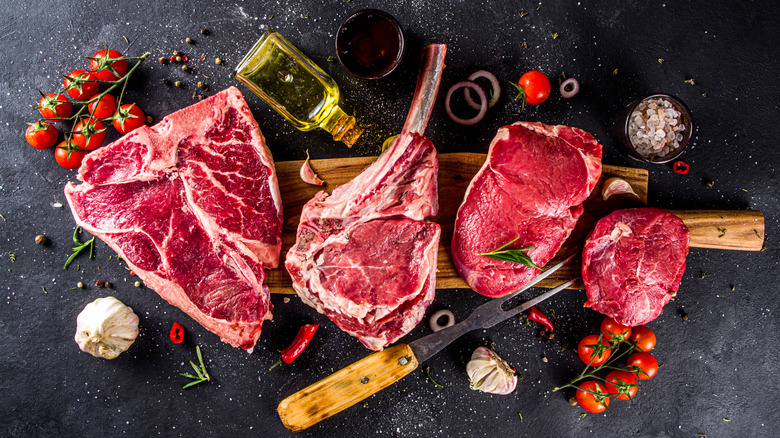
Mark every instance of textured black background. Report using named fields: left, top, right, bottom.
left=1, top=1, right=778, bottom=437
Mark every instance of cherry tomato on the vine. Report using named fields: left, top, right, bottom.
left=576, top=381, right=610, bottom=413
left=113, top=103, right=146, bottom=134
left=72, top=118, right=107, bottom=151
left=577, top=334, right=611, bottom=367
left=515, top=70, right=551, bottom=106
left=601, top=317, right=632, bottom=342
left=628, top=326, right=657, bottom=352
left=604, top=370, right=638, bottom=401
left=87, top=94, right=118, bottom=120
left=54, top=141, right=87, bottom=169
left=37, top=93, right=72, bottom=120
left=25, top=120, right=58, bottom=150
left=64, top=70, right=99, bottom=101
left=627, top=352, right=659, bottom=380
left=90, top=49, right=128, bottom=82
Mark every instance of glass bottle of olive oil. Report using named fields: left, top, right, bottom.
left=234, top=30, right=363, bottom=147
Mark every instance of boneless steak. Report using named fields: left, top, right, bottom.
left=452, top=122, right=603, bottom=298
left=285, top=45, right=446, bottom=350
left=582, top=208, right=690, bottom=326
left=64, top=87, right=282, bottom=350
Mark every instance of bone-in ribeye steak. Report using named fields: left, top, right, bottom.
left=582, top=208, right=690, bottom=326
left=285, top=45, right=446, bottom=351
left=64, top=87, right=282, bottom=350
left=452, top=121, right=603, bottom=298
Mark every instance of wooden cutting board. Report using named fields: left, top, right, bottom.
left=266, top=153, right=764, bottom=293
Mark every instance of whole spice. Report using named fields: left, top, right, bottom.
left=181, top=64, right=189, bottom=72
left=528, top=306, right=554, bottom=332
left=185, top=37, right=194, bottom=44
left=74, top=296, right=139, bottom=359
left=174, top=81, right=183, bottom=88
left=35, top=234, right=47, bottom=245
left=466, top=346, right=518, bottom=395
left=95, top=280, right=105, bottom=287
left=215, top=58, right=222, bottom=65
left=179, top=345, right=211, bottom=388
left=200, top=28, right=209, bottom=35
left=170, top=322, right=185, bottom=343
left=269, top=324, right=320, bottom=370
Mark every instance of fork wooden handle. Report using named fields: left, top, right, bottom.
left=670, top=210, right=764, bottom=251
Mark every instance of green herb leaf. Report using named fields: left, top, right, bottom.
left=479, top=236, right=540, bottom=270
left=64, top=227, right=95, bottom=269
left=180, top=345, right=211, bottom=389
left=425, top=366, right=443, bottom=388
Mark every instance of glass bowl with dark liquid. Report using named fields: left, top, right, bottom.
left=336, top=9, right=405, bottom=80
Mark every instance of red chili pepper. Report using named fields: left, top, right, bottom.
left=270, top=324, right=320, bottom=370
left=528, top=306, right=554, bottom=332
left=170, top=322, right=185, bottom=343
left=673, top=160, right=690, bottom=175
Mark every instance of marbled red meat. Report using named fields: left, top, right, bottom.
left=285, top=45, right=446, bottom=350
left=582, top=208, right=690, bottom=326
left=452, top=121, right=603, bottom=298
left=64, top=87, right=282, bottom=350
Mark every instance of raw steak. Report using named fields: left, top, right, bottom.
left=64, top=87, right=282, bottom=350
left=452, top=122, right=602, bottom=298
left=285, top=45, right=446, bottom=350
left=582, top=208, right=690, bottom=326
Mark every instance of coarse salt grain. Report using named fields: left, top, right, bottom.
left=628, top=97, right=686, bottom=160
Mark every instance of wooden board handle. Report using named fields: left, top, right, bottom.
left=278, top=343, right=419, bottom=432
left=670, top=210, right=765, bottom=251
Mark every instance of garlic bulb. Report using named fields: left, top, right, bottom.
left=466, top=346, right=518, bottom=395
left=75, top=297, right=139, bottom=359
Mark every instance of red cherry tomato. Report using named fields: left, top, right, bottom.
left=72, top=118, right=107, bottom=151
left=601, top=317, right=632, bottom=343
left=576, top=381, right=610, bottom=413
left=64, top=70, right=99, bottom=101
left=577, top=334, right=611, bottom=367
left=628, top=326, right=657, bottom=352
left=37, top=93, right=72, bottom=121
left=627, top=352, right=659, bottom=380
left=25, top=121, right=58, bottom=150
left=54, top=141, right=87, bottom=169
left=604, top=370, right=638, bottom=401
left=89, top=49, right=128, bottom=82
left=87, top=94, right=118, bottom=120
left=113, top=103, right=146, bottom=134
left=516, top=70, right=551, bottom=105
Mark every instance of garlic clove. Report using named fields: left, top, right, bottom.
left=466, top=346, right=518, bottom=395
left=300, top=149, right=325, bottom=186
left=602, top=177, right=639, bottom=201
left=75, top=296, right=139, bottom=359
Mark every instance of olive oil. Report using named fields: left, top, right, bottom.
left=234, top=30, right=363, bottom=147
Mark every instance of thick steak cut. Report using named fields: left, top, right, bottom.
left=64, top=87, right=282, bottom=350
left=582, top=208, right=690, bottom=326
left=452, top=122, right=602, bottom=298
left=285, top=45, right=446, bottom=350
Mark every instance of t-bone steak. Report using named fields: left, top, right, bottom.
left=285, top=45, right=446, bottom=351
left=452, top=121, right=603, bottom=298
left=582, top=208, right=690, bottom=326
left=64, top=86, right=282, bottom=350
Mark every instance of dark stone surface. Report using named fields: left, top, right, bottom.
left=1, top=1, right=778, bottom=437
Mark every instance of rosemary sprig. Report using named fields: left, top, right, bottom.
left=64, top=226, right=95, bottom=269
left=479, top=236, right=540, bottom=270
left=179, top=345, right=211, bottom=389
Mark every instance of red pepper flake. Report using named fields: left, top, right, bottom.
left=129, top=270, right=136, bottom=276
left=527, top=306, right=554, bottom=332
left=170, top=322, right=185, bottom=344
left=270, top=324, right=319, bottom=370
left=673, top=160, right=690, bottom=175
left=200, top=55, right=205, bottom=61
left=183, top=55, right=189, bottom=62
left=169, top=55, right=175, bottom=62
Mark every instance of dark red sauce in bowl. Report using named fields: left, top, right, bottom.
left=336, top=9, right=405, bottom=80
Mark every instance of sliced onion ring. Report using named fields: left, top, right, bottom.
left=560, top=77, right=580, bottom=98
left=464, top=70, right=500, bottom=110
left=446, top=81, right=488, bottom=125
left=429, top=309, right=455, bottom=332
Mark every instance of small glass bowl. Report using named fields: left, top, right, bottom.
left=336, top=9, right=405, bottom=80
left=613, top=93, right=694, bottom=164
